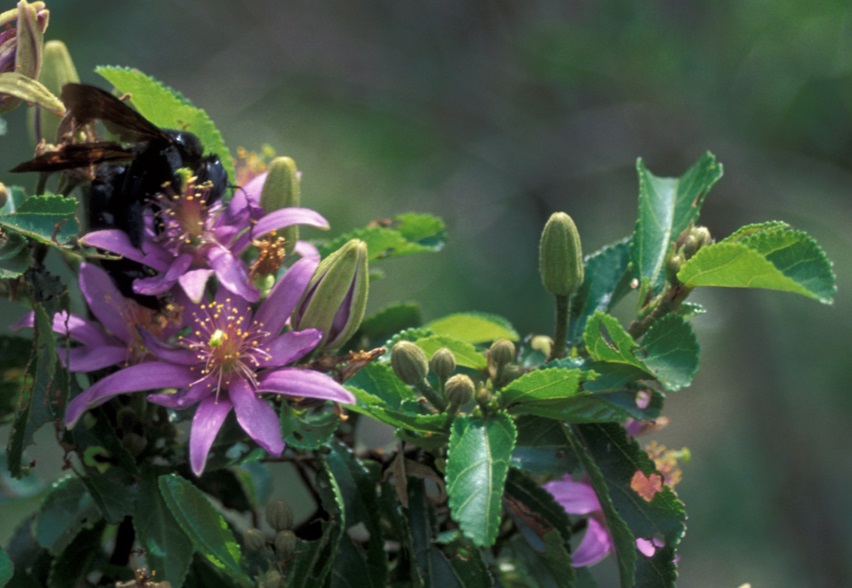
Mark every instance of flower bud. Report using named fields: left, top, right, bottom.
left=259, top=569, right=284, bottom=588
left=0, top=1, right=52, bottom=114
left=266, top=499, right=294, bottom=532
left=29, top=39, right=78, bottom=144
left=691, top=226, right=712, bottom=248
left=390, top=341, right=429, bottom=386
left=260, top=156, right=300, bottom=256
left=666, top=253, right=684, bottom=280
left=444, top=374, right=474, bottom=406
left=292, top=239, right=369, bottom=350
left=244, top=528, right=267, bottom=552
left=489, top=338, right=515, bottom=367
left=430, top=347, right=456, bottom=382
left=475, top=387, right=493, bottom=411
left=539, top=212, right=584, bottom=297
left=274, top=529, right=297, bottom=558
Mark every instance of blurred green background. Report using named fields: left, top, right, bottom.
left=2, top=1, right=850, bottom=586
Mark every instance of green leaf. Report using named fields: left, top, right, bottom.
left=96, top=66, right=236, bottom=183
left=583, top=312, right=651, bottom=378
left=280, top=404, right=341, bottom=450
left=572, top=424, right=686, bottom=588
left=502, top=367, right=593, bottom=407
left=446, top=412, right=517, bottom=547
left=0, top=195, right=78, bottom=247
left=0, top=547, right=12, bottom=587
left=34, top=477, right=99, bottom=555
left=569, top=238, right=632, bottom=343
left=640, top=314, right=699, bottom=391
left=677, top=222, right=836, bottom=304
left=0, top=231, right=29, bottom=279
left=319, top=213, right=446, bottom=261
left=425, top=312, right=519, bottom=344
left=158, top=474, right=250, bottom=586
left=79, top=464, right=138, bottom=523
left=345, top=361, right=414, bottom=411
left=413, top=335, right=487, bottom=370
left=7, top=268, right=67, bottom=478
left=631, top=152, right=723, bottom=292
left=47, top=521, right=106, bottom=588
left=135, top=468, right=194, bottom=586
left=508, top=531, right=575, bottom=588
left=0, top=336, right=33, bottom=418
left=511, top=416, right=579, bottom=475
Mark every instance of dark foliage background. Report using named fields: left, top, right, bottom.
left=1, top=2, right=850, bottom=586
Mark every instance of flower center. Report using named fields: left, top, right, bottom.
left=181, top=299, right=271, bottom=398
left=155, top=177, right=221, bottom=256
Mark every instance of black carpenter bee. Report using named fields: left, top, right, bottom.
left=11, top=83, right=229, bottom=307
left=11, top=83, right=228, bottom=247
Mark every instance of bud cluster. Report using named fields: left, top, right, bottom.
left=667, top=225, right=713, bottom=280
left=243, top=499, right=298, bottom=587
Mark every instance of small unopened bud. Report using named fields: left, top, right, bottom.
left=274, top=530, right=297, bottom=558
left=444, top=374, right=475, bottom=406
left=430, top=347, right=456, bottom=382
left=391, top=341, right=429, bottom=386
left=475, top=387, right=493, bottom=410
left=530, top=335, right=552, bottom=358
left=266, top=499, right=294, bottom=531
left=30, top=40, right=78, bottom=144
left=0, top=183, right=7, bottom=209
left=292, top=239, right=369, bottom=350
left=259, top=569, right=284, bottom=588
left=681, top=235, right=700, bottom=259
left=489, top=339, right=516, bottom=367
left=666, top=253, right=685, bottom=280
left=0, top=1, right=52, bottom=114
left=244, top=528, right=267, bottom=552
left=539, top=212, right=584, bottom=297
left=260, top=156, right=300, bottom=256
left=691, top=226, right=712, bottom=248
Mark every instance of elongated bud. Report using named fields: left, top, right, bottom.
left=445, top=374, right=475, bottom=406
left=261, top=156, right=300, bottom=256
left=266, top=499, right=294, bottom=531
left=391, top=341, right=429, bottom=386
left=0, top=1, right=51, bottom=114
left=29, top=39, right=77, bottom=144
left=489, top=338, right=515, bottom=367
left=260, top=570, right=284, bottom=588
left=274, top=530, right=297, bottom=558
left=292, top=239, right=369, bottom=350
left=244, top=528, right=267, bottom=552
left=430, top=347, right=456, bottom=382
left=539, top=212, right=584, bottom=297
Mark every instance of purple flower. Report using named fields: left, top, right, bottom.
left=81, top=176, right=329, bottom=304
left=65, top=257, right=355, bottom=476
left=11, top=262, right=179, bottom=371
left=543, top=477, right=614, bottom=567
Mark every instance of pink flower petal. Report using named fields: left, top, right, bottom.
left=78, top=263, right=133, bottom=343
left=207, top=247, right=258, bottom=302
left=572, top=517, right=613, bottom=567
left=258, top=330, right=321, bottom=368
left=133, top=254, right=193, bottom=296
left=542, top=477, right=602, bottom=515
left=229, top=378, right=285, bottom=457
left=81, top=229, right=171, bottom=271
left=178, top=269, right=214, bottom=304
left=190, top=395, right=233, bottom=476
left=61, top=345, right=128, bottom=372
left=255, top=256, right=318, bottom=334
left=65, top=362, right=196, bottom=428
left=259, top=368, right=355, bottom=404
left=234, top=207, right=329, bottom=253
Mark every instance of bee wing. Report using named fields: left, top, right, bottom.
left=59, top=83, right=172, bottom=143
left=10, top=142, right=136, bottom=173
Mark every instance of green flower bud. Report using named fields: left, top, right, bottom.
left=530, top=335, right=552, bottom=358
left=489, top=338, right=516, bottom=367
left=292, top=239, right=369, bottom=350
left=475, top=387, right=493, bottom=409
left=0, top=1, right=52, bottom=114
left=274, top=529, right=297, bottom=558
left=691, top=226, right=712, bottom=248
left=0, top=182, right=7, bottom=209
left=29, top=39, right=78, bottom=144
left=444, top=374, right=475, bottom=406
left=266, top=499, right=294, bottom=532
left=430, top=347, right=456, bottom=382
left=681, top=234, right=700, bottom=259
left=390, top=341, right=429, bottom=386
left=539, top=212, right=584, bottom=297
left=260, top=156, right=300, bottom=256
left=244, top=528, right=267, bottom=552
left=259, top=569, right=284, bottom=588
left=666, top=253, right=685, bottom=280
